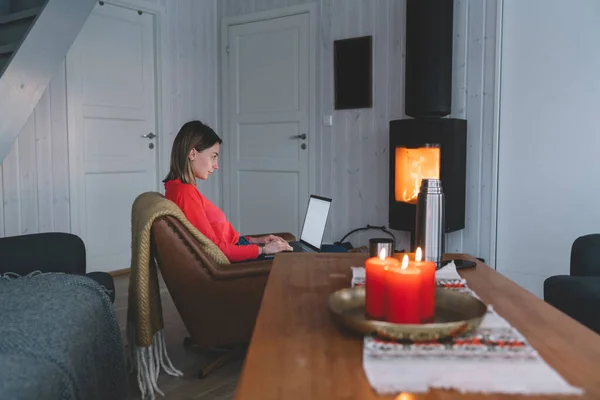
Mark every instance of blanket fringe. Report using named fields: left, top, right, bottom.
left=127, top=321, right=183, bottom=399
left=0, top=270, right=47, bottom=280
left=2, top=271, right=114, bottom=300
left=98, top=285, right=114, bottom=298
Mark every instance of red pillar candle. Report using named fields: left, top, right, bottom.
left=413, top=247, right=437, bottom=322
left=386, top=254, right=422, bottom=324
left=365, top=248, right=401, bottom=319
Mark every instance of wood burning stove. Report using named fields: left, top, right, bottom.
left=388, top=118, right=467, bottom=234
left=389, top=0, right=467, bottom=242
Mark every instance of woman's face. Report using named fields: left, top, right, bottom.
left=189, top=142, right=220, bottom=180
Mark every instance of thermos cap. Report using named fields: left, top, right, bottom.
left=419, top=178, right=443, bottom=193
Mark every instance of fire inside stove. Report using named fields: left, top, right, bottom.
left=394, top=145, right=440, bottom=204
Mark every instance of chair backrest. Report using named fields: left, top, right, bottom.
left=570, top=234, right=600, bottom=277
left=150, top=215, right=223, bottom=345
left=150, top=215, right=220, bottom=294
left=131, top=191, right=230, bottom=266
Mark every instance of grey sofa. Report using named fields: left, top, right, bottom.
left=544, top=234, right=600, bottom=334
left=0, top=232, right=115, bottom=302
left=0, top=232, right=127, bottom=399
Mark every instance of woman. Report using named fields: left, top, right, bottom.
left=163, top=120, right=293, bottom=262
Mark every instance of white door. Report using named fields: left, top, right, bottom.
left=224, top=12, right=312, bottom=237
left=66, top=3, right=158, bottom=272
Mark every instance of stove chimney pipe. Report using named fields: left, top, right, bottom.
left=404, top=0, right=455, bottom=118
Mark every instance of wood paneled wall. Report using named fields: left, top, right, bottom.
left=0, top=62, right=70, bottom=237
left=0, top=0, right=221, bottom=236
left=166, top=0, right=220, bottom=206
left=0, top=0, right=500, bottom=266
left=458, top=0, right=500, bottom=265
left=219, top=0, right=501, bottom=262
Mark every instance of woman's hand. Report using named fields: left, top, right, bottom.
left=263, top=234, right=287, bottom=244
left=249, top=235, right=287, bottom=244
left=262, top=240, right=293, bottom=255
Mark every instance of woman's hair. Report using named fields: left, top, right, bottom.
left=163, top=120, right=223, bottom=184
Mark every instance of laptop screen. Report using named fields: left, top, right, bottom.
left=300, top=196, right=331, bottom=249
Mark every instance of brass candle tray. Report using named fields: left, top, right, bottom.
left=328, top=286, right=487, bottom=341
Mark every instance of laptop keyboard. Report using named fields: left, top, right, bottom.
left=290, top=241, right=308, bottom=252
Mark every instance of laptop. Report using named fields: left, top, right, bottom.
left=263, top=195, right=332, bottom=258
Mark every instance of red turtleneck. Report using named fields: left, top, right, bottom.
left=164, top=179, right=259, bottom=262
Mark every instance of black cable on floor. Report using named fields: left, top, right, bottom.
left=336, top=225, right=397, bottom=248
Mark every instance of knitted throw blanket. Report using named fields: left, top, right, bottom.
left=0, top=272, right=128, bottom=400
left=127, top=192, right=229, bottom=399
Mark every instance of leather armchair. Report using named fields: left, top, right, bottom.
left=149, top=215, right=295, bottom=376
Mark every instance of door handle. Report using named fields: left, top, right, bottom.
left=142, top=132, right=156, bottom=139
left=291, top=133, right=307, bottom=140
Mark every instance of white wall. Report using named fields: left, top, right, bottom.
left=496, top=0, right=600, bottom=297
left=220, top=0, right=500, bottom=259
left=221, top=0, right=408, bottom=248
left=0, top=0, right=220, bottom=237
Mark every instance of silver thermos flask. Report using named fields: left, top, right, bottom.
left=415, top=179, right=445, bottom=266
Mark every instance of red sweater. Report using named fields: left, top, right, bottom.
left=164, top=179, right=259, bottom=262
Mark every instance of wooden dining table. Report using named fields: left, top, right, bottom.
left=234, top=252, right=600, bottom=400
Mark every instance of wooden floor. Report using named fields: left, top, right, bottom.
left=113, top=274, right=243, bottom=400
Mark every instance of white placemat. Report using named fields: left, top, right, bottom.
left=350, top=261, right=584, bottom=396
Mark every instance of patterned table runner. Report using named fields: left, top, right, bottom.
left=351, top=262, right=584, bottom=395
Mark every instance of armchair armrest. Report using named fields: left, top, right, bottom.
left=210, top=260, right=272, bottom=281
left=170, top=222, right=273, bottom=280
left=157, top=216, right=283, bottom=281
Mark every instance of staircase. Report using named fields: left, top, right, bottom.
left=0, top=0, right=96, bottom=162
left=0, top=0, right=43, bottom=74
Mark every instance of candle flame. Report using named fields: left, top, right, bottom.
left=395, top=393, right=416, bottom=400
left=401, top=254, right=409, bottom=270
left=416, top=247, right=422, bottom=262
left=379, top=247, right=387, bottom=260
